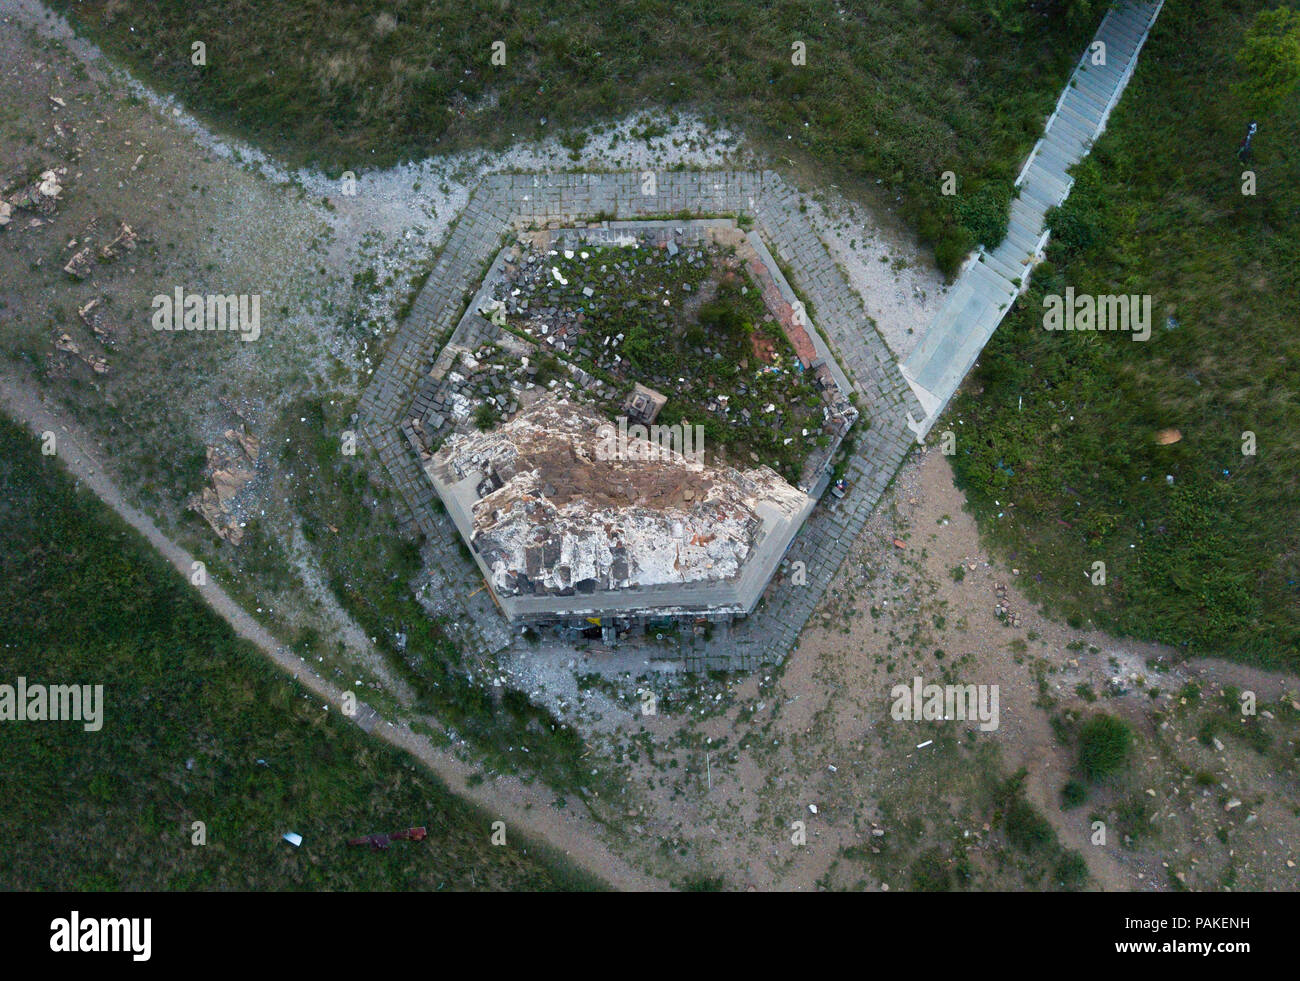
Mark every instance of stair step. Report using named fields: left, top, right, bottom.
left=1065, top=80, right=1110, bottom=115
left=969, top=270, right=1017, bottom=313
left=1103, top=16, right=1145, bottom=46
left=1010, top=196, right=1048, bottom=229
left=1043, top=130, right=1088, bottom=165
left=1026, top=157, right=1073, bottom=194
left=1020, top=176, right=1067, bottom=212
left=1003, top=221, right=1041, bottom=256
left=992, top=229, right=1038, bottom=264
left=1076, top=61, right=1123, bottom=86
left=1056, top=99, right=1103, bottom=135
left=978, top=249, right=1021, bottom=285
left=1103, top=17, right=1143, bottom=43
left=1075, top=70, right=1115, bottom=104
left=1036, top=138, right=1079, bottom=174
left=1058, top=96, right=1105, bottom=132
left=1097, top=32, right=1140, bottom=63
left=1047, top=111, right=1093, bottom=149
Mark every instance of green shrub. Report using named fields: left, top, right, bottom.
left=532, top=354, right=563, bottom=388
left=1197, top=716, right=1221, bottom=747
left=1054, top=850, right=1089, bottom=891
left=1005, top=796, right=1055, bottom=852
left=1044, top=187, right=1105, bottom=258
left=910, top=847, right=954, bottom=892
left=1077, top=714, right=1131, bottom=782
left=935, top=228, right=974, bottom=278
left=697, top=298, right=752, bottom=345
left=955, top=180, right=1013, bottom=248
left=681, top=876, right=726, bottom=892
left=1061, top=779, right=1087, bottom=809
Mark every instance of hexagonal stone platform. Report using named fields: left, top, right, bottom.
left=359, top=171, right=924, bottom=672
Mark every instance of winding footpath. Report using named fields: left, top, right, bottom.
left=902, top=0, right=1166, bottom=439
left=0, top=370, right=665, bottom=892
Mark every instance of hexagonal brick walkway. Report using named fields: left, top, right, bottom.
left=359, top=170, right=924, bottom=671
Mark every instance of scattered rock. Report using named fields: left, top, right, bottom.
left=97, top=221, right=137, bottom=261
left=63, top=245, right=93, bottom=279
left=77, top=298, right=117, bottom=344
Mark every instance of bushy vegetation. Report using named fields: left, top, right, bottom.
left=1076, top=713, right=1132, bottom=782
left=50, top=0, right=1100, bottom=275
left=953, top=179, right=1014, bottom=249
left=1004, top=794, right=1056, bottom=852
left=950, top=0, right=1300, bottom=668
left=0, top=417, right=597, bottom=890
left=1233, top=6, right=1300, bottom=111
left=852, top=743, right=1090, bottom=891
left=1061, top=778, right=1087, bottom=809
left=909, top=846, right=955, bottom=891
left=994, top=768, right=1089, bottom=890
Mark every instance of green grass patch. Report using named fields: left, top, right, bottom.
left=950, top=0, right=1300, bottom=668
left=0, top=415, right=599, bottom=890
left=48, top=0, right=1099, bottom=276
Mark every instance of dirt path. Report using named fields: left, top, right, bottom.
left=0, top=369, right=665, bottom=892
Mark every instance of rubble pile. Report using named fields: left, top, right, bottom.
left=432, top=396, right=809, bottom=596
left=0, top=167, right=65, bottom=229
left=187, top=425, right=261, bottom=545
left=63, top=220, right=137, bottom=279
left=77, top=299, right=118, bottom=346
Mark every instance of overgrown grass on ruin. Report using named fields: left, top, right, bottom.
left=495, top=241, right=829, bottom=482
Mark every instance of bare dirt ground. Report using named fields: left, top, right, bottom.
left=2, top=0, right=1295, bottom=893
left=522, top=448, right=1300, bottom=891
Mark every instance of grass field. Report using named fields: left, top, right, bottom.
left=950, top=0, right=1300, bottom=669
left=48, top=0, right=1100, bottom=273
left=0, top=416, right=601, bottom=891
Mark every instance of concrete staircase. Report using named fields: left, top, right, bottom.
left=901, top=0, right=1166, bottom=437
